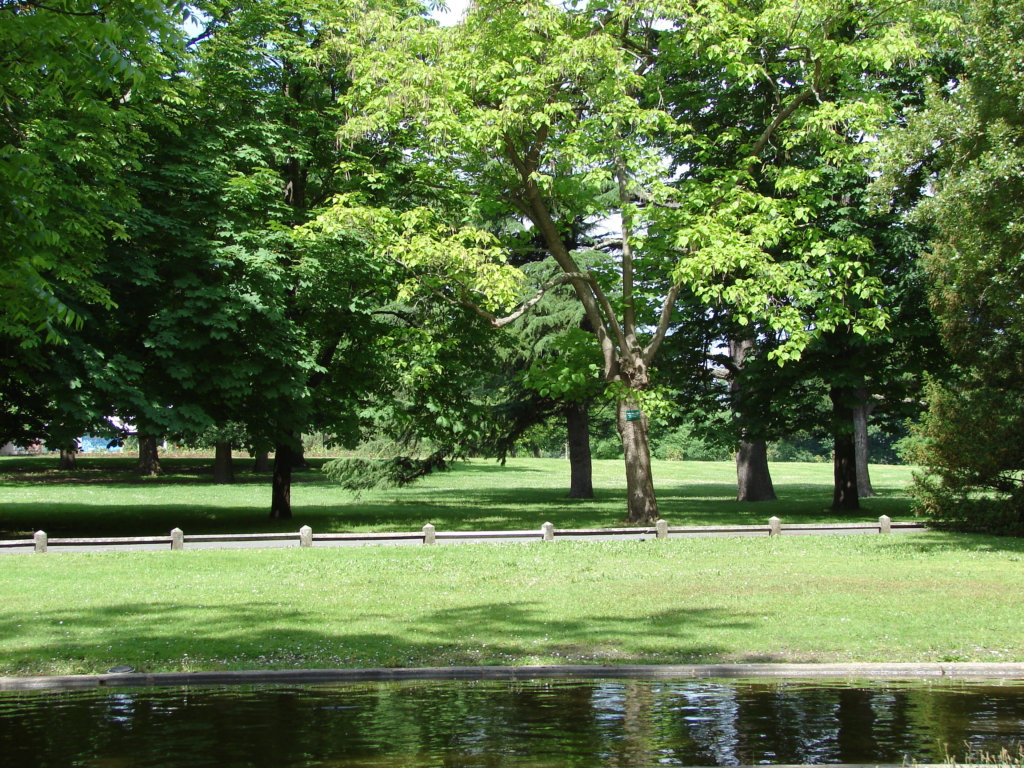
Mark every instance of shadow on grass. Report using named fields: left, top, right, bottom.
left=0, top=598, right=745, bottom=675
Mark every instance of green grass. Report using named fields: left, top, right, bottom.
left=0, top=456, right=917, bottom=538
left=2, top=531, right=1022, bottom=676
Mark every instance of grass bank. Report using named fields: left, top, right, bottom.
left=2, top=531, right=1021, bottom=677
left=0, top=456, right=916, bottom=538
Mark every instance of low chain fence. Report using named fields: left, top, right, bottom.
left=0, top=516, right=925, bottom=553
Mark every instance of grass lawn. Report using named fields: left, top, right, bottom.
left=1, top=531, right=1022, bottom=676
left=0, top=455, right=917, bottom=538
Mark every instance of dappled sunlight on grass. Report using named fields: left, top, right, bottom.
left=0, top=455, right=917, bottom=538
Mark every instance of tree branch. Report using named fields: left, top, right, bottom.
left=642, top=282, right=682, bottom=365
left=749, top=60, right=822, bottom=159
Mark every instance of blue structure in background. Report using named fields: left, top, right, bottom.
left=78, top=436, right=122, bottom=453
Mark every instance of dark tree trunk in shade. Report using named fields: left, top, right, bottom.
left=735, top=440, right=776, bottom=502
left=213, top=442, right=234, bottom=484
left=566, top=402, right=593, bottom=499
left=509, top=445, right=517, bottom=459
left=830, top=387, right=859, bottom=511
left=270, top=443, right=292, bottom=519
left=137, top=436, right=161, bottom=476
left=290, top=443, right=310, bottom=469
left=853, top=387, right=877, bottom=498
left=58, top=448, right=77, bottom=471
left=729, top=337, right=777, bottom=501
left=253, top=451, right=270, bottom=473
left=532, top=443, right=541, bottom=458
left=618, top=398, right=658, bottom=525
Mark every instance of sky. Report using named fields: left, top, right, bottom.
left=431, top=0, right=471, bottom=26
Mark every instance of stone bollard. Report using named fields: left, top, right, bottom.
left=423, top=523, right=436, bottom=545
left=656, top=519, right=668, bottom=540
left=879, top=515, right=891, bottom=534
left=299, top=525, right=313, bottom=548
left=768, top=516, right=781, bottom=537
left=34, top=530, right=47, bottom=554
left=542, top=522, right=554, bottom=542
left=170, top=528, right=184, bottom=551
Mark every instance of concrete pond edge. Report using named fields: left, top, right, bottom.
left=3, top=662, right=1024, bottom=692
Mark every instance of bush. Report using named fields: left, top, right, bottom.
left=910, top=380, right=1024, bottom=536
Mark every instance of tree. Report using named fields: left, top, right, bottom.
left=327, top=0, right=900, bottom=522
left=1, top=0, right=183, bottom=347
left=655, top=0, right=951, bottom=509
left=880, top=0, right=1024, bottom=534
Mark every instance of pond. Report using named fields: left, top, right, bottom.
left=1, top=678, right=1022, bottom=766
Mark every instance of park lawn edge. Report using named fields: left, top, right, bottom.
left=3, top=661, right=1024, bottom=692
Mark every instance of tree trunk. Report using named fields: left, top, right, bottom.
left=509, top=445, right=517, bottom=459
left=213, top=442, right=234, bottom=484
left=735, top=440, right=776, bottom=502
left=729, top=337, right=776, bottom=502
left=618, top=398, right=658, bottom=525
left=137, top=436, right=161, bottom=476
left=566, top=402, right=593, bottom=499
left=253, top=451, right=270, bottom=473
left=830, top=388, right=859, bottom=511
left=532, top=443, right=541, bottom=458
left=58, top=448, right=77, bottom=471
left=270, top=442, right=292, bottom=519
left=290, top=442, right=310, bottom=469
left=853, top=388, right=877, bottom=498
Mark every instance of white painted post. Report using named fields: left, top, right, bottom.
left=879, top=515, right=891, bottom=534
left=299, top=525, right=313, bottom=547
left=656, top=519, right=668, bottom=540
left=768, top=516, right=781, bottom=537
left=34, top=530, right=46, bottom=553
left=423, top=523, right=436, bottom=545
left=170, top=528, right=184, bottom=551
left=542, top=522, right=554, bottom=542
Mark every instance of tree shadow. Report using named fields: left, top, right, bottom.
left=0, top=598, right=751, bottom=675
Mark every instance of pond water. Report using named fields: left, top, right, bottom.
left=1, top=678, right=1023, bottom=767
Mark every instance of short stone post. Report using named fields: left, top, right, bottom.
left=170, top=528, right=184, bottom=551
left=879, top=515, right=891, bottom=534
left=542, top=521, right=554, bottom=542
left=768, top=516, right=781, bottom=537
left=656, top=519, right=668, bottom=540
left=423, top=523, right=436, bottom=545
left=34, top=530, right=47, bottom=554
left=299, top=525, right=313, bottom=548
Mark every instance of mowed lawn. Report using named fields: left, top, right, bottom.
left=0, top=456, right=917, bottom=538
left=1, top=532, right=1022, bottom=676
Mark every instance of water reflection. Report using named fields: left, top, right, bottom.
left=0, top=678, right=1022, bottom=767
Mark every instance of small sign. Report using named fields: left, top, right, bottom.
left=625, top=409, right=641, bottom=421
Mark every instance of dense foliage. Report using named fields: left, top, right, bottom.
left=883, top=0, right=1024, bottom=534
left=2, top=0, right=1015, bottom=529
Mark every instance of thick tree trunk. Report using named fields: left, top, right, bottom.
left=735, top=440, right=776, bottom=502
left=853, top=388, right=876, bottom=498
left=566, top=402, right=593, bottom=499
left=58, top=448, right=77, bottom=471
left=270, top=443, right=292, bottom=519
left=830, top=388, right=859, bottom=511
left=509, top=445, right=517, bottom=459
left=253, top=451, right=270, bottom=473
left=532, top=443, right=541, bottom=458
left=729, top=337, right=776, bottom=502
left=618, top=398, right=658, bottom=525
left=213, top=442, right=234, bottom=484
left=137, top=436, right=161, bottom=476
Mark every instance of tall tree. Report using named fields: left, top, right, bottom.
left=330, top=0, right=939, bottom=522
left=880, top=0, right=1024, bottom=534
